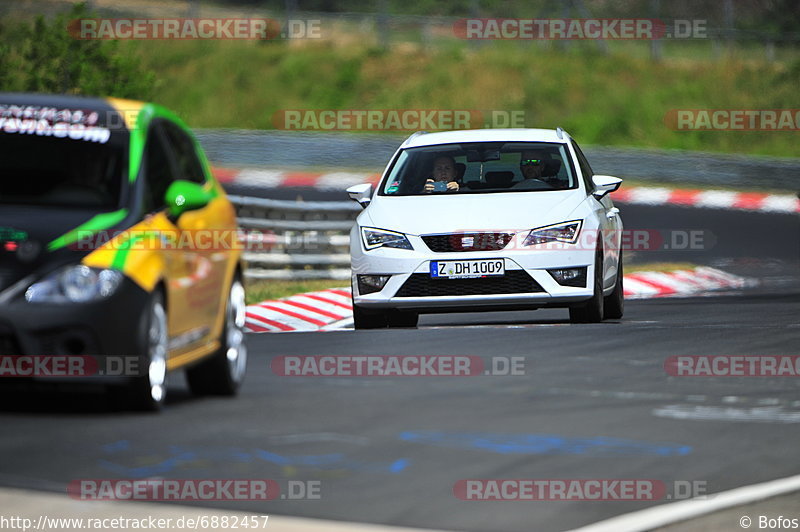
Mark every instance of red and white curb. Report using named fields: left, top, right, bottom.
left=624, top=266, right=757, bottom=299
left=244, top=267, right=757, bottom=332
left=246, top=288, right=353, bottom=333
left=611, top=186, right=799, bottom=213
left=213, top=167, right=799, bottom=214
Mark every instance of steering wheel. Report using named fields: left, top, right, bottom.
left=511, top=178, right=552, bottom=191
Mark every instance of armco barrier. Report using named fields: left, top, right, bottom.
left=230, top=195, right=359, bottom=280
left=230, top=184, right=799, bottom=280
left=198, top=130, right=800, bottom=191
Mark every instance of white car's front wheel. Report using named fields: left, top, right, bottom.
left=387, top=309, right=418, bottom=328
left=352, top=302, right=388, bottom=329
left=569, top=247, right=604, bottom=323
left=603, top=253, right=624, bottom=319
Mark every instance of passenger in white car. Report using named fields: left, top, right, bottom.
left=519, top=149, right=567, bottom=189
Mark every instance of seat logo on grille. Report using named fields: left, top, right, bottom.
left=461, top=236, right=474, bottom=247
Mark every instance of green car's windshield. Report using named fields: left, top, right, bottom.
left=0, top=133, right=128, bottom=209
left=379, top=142, right=577, bottom=196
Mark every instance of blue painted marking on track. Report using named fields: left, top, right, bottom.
left=389, top=458, right=410, bottom=473
left=252, top=449, right=291, bottom=466
left=168, top=446, right=253, bottom=463
left=97, top=450, right=197, bottom=478
left=98, top=444, right=410, bottom=477
left=398, top=431, right=692, bottom=456
left=253, top=450, right=343, bottom=467
left=101, top=440, right=130, bottom=453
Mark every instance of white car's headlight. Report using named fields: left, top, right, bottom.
left=523, top=220, right=583, bottom=246
left=25, top=265, right=124, bottom=303
left=361, top=227, right=413, bottom=251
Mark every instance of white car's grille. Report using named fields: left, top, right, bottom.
left=395, top=271, right=543, bottom=297
left=421, top=232, right=514, bottom=253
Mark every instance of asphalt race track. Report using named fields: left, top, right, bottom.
left=0, top=203, right=798, bottom=531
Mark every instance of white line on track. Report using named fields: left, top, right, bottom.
left=568, top=473, right=800, bottom=532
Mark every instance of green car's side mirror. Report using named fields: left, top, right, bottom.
left=165, top=180, right=213, bottom=217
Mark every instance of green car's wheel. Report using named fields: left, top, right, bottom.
left=186, top=275, right=248, bottom=396
left=127, top=290, right=168, bottom=411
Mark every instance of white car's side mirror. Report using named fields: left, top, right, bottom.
left=591, top=175, right=622, bottom=199
left=347, top=183, right=373, bottom=208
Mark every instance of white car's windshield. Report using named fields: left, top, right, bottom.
left=380, top=142, right=577, bottom=196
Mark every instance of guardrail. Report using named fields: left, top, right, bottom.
left=230, top=195, right=359, bottom=280
left=231, top=186, right=800, bottom=280
left=198, top=130, right=800, bottom=191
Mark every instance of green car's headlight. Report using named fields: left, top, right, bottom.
left=361, top=227, right=413, bottom=251
left=25, top=265, right=124, bottom=303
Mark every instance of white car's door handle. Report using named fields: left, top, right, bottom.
left=606, top=208, right=620, bottom=219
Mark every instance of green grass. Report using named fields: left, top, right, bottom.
left=118, top=38, right=800, bottom=158
left=6, top=3, right=799, bottom=158
left=624, top=261, right=699, bottom=274
left=245, top=278, right=347, bottom=305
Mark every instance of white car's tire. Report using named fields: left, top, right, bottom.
left=352, top=302, right=389, bottom=329
left=603, top=254, right=625, bottom=319
left=387, top=310, right=419, bottom=328
left=569, top=248, right=604, bottom=323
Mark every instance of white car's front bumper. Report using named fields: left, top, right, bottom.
left=351, top=234, right=598, bottom=311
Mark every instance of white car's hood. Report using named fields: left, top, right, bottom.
left=363, top=190, right=585, bottom=235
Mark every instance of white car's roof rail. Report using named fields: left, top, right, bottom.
left=556, top=127, right=567, bottom=139
left=401, top=130, right=428, bottom=147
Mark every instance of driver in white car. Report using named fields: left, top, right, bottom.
left=424, top=155, right=461, bottom=193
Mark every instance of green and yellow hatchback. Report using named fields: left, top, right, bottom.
left=0, top=93, right=247, bottom=410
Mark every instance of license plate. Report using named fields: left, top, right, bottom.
left=430, top=259, right=505, bottom=279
